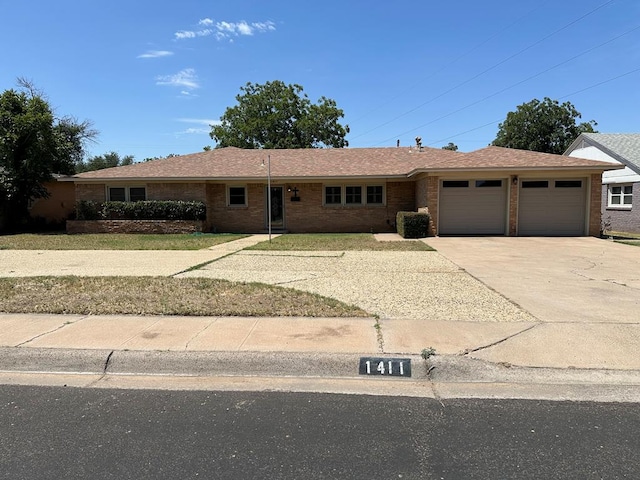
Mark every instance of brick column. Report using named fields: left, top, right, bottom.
left=508, top=176, right=518, bottom=236
left=588, top=173, right=603, bottom=236
left=427, top=176, right=439, bottom=235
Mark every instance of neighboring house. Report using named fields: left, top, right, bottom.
left=63, top=145, right=619, bottom=236
left=565, top=133, right=640, bottom=234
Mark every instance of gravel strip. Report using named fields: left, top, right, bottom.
left=178, top=251, right=536, bottom=322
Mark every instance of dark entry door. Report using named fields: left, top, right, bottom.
left=267, top=186, right=284, bottom=228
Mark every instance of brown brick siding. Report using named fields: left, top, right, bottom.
left=67, top=220, right=204, bottom=234
left=207, top=183, right=266, bottom=233
left=205, top=181, right=415, bottom=233
left=589, top=174, right=603, bottom=236
left=426, top=176, right=439, bottom=235
left=285, top=182, right=415, bottom=233
left=75, top=184, right=106, bottom=202
left=147, top=183, right=206, bottom=202
left=508, top=176, right=518, bottom=236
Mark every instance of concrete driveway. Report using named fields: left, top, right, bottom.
left=426, top=237, right=640, bottom=324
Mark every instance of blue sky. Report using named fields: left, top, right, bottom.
left=2, top=0, right=638, bottom=159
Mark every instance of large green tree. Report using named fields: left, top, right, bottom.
left=76, top=151, right=134, bottom=173
left=0, top=80, right=96, bottom=229
left=210, top=81, right=350, bottom=149
left=492, top=97, right=597, bottom=154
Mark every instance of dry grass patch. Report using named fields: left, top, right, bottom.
left=248, top=233, right=434, bottom=251
left=0, top=233, right=247, bottom=250
left=0, top=276, right=369, bottom=317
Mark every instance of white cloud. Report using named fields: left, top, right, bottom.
left=178, top=127, right=211, bottom=135
left=137, top=50, right=174, bottom=59
left=178, top=118, right=220, bottom=126
left=175, top=19, right=276, bottom=42
left=156, top=68, right=200, bottom=89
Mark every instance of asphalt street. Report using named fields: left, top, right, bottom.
left=1, top=385, right=639, bottom=479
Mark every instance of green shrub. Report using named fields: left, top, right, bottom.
left=75, top=200, right=100, bottom=220
left=396, top=211, right=430, bottom=238
left=76, top=200, right=206, bottom=221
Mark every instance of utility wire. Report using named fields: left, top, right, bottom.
left=425, top=66, right=640, bottom=148
left=377, top=23, right=640, bottom=146
left=350, top=0, right=617, bottom=142
left=349, top=1, right=551, bottom=125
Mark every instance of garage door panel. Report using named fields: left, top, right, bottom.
left=439, top=180, right=507, bottom=235
left=518, top=179, right=586, bottom=236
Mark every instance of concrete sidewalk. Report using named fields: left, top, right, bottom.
left=0, top=234, right=276, bottom=277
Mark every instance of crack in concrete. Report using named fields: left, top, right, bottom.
left=374, top=317, right=384, bottom=354
left=171, top=250, right=241, bottom=277
left=464, top=324, right=539, bottom=355
left=184, top=320, right=217, bottom=350
left=15, top=315, right=89, bottom=347
left=103, top=350, right=114, bottom=373
left=272, top=273, right=321, bottom=286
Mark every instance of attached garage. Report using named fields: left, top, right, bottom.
left=518, top=178, right=587, bottom=236
left=439, top=179, right=508, bottom=235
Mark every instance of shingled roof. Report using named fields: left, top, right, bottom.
left=70, top=145, right=617, bottom=182
left=565, top=133, right=640, bottom=174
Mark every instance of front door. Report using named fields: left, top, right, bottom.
left=266, top=186, right=284, bottom=229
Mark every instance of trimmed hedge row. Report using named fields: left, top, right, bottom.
left=76, top=200, right=206, bottom=221
left=396, top=211, right=430, bottom=238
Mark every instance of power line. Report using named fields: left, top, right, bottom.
left=376, top=23, right=640, bottom=145
left=348, top=1, right=552, bottom=125
left=424, top=66, right=640, bottom=148
left=350, top=0, right=617, bottom=142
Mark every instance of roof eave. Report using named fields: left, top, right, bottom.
left=409, top=165, right=623, bottom=176
left=67, top=174, right=411, bottom=183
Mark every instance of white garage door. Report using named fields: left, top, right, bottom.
left=439, top=179, right=507, bottom=235
left=518, top=179, right=587, bottom=236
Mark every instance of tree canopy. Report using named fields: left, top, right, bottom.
left=491, top=97, right=597, bottom=154
left=76, top=151, right=134, bottom=173
left=0, top=79, right=96, bottom=229
left=441, top=142, right=459, bottom=151
left=210, top=81, right=350, bottom=149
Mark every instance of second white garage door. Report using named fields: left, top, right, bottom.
left=518, top=179, right=587, bottom=236
left=439, top=179, right=507, bottom=235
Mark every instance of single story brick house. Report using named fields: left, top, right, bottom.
left=565, top=133, right=640, bottom=234
left=63, top=145, right=620, bottom=236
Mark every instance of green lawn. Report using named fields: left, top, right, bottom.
left=247, top=233, right=434, bottom=251
left=607, top=231, right=640, bottom=247
left=0, top=233, right=247, bottom=250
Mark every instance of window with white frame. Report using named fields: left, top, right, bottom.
left=228, top=186, right=247, bottom=206
left=366, top=185, right=384, bottom=204
left=108, top=186, right=146, bottom=202
left=324, top=185, right=385, bottom=206
left=324, top=186, right=342, bottom=205
left=608, top=184, right=633, bottom=208
left=345, top=186, right=362, bottom=204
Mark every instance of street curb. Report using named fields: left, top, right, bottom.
left=3, top=347, right=640, bottom=389
left=0, top=348, right=428, bottom=380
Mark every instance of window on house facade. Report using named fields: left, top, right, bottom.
left=521, top=181, right=549, bottom=189
left=345, top=186, right=362, bottom=204
left=228, top=186, right=247, bottom=206
left=108, top=186, right=146, bottom=202
left=324, top=186, right=342, bottom=205
left=442, top=180, right=469, bottom=188
left=475, top=180, right=503, bottom=188
left=608, top=184, right=633, bottom=208
left=324, top=185, right=386, bottom=206
left=366, top=185, right=384, bottom=204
